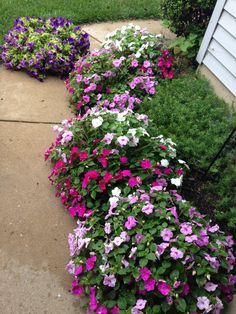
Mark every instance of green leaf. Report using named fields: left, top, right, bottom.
left=118, top=298, right=127, bottom=310
left=175, top=298, right=187, bottom=313
left=147, top=253, right=156, bottom=261
left=139, top=258, right=148, bottom=267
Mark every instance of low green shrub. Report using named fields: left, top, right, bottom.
left=160, top=0, right=216, bottom=61
left=140, top=73, right=236, bottom=232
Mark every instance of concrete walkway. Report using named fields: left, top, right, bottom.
left=0, top=20, right=235, bottom=314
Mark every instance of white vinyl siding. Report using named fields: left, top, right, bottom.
left=197, top=0, right=236, bottom=96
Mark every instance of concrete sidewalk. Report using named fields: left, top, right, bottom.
left=0, top=19, right=235, bottom=314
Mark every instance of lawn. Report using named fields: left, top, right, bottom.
left=0, top=0, right=161, bottom=44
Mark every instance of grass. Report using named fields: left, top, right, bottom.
left=0, top=0, right=161, bottom=44
left=141, top=72, right=236, bottom=233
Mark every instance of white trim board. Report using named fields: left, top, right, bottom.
left=196, top=0, right=227, bottom=63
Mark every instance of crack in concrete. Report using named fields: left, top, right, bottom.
left=0, top=119, right=60, bottom=125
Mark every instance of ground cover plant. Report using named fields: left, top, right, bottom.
left=66, top=25, right=173, bottom=114
left=140, top=73, right=236, bottom=234
left=46, top=109, right=236, bottom=313
left=0, top=0, right=161, bottom=45
left=0, top=16, right=90, bottom=80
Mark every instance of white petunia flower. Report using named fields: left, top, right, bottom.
left=171, top=176, right=183, bottom=187
left=161, top=159, right=169, bottom=167
left=112, top=187, right=121, bottom=197
left=92, top=116, right=103, bottom=128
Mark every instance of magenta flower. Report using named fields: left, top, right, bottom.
left=181, top=283, right=190, bottom=296
left=140, top=159, right=151, bottom=169
left=96, top=306, right=108, bottom=314
left=121, top=169, right=131, bottom=177
left=103, top=274, right=116, bottom=287
left=120, top=156, right=128, bottom=164
left=139, top=267, right=151, bottom=281
left=79, top=151, right=88, bottom=161
left=141, top=203, right=154, bottom=215
left=145, top=278, right=156, bottom=291
left=75, top=265, right=83, bottom=276
left=170, top=247, right=184, bottom=260
left=180, top=223, right=192, bottom=235
left=125, top=216, right=138, bottom=230
left=160, top=228, right=173, bottom=242
left=128, top=177, right=140, bottom=187
left=71, top=280, right=84, bottom=295
left=157, top=281, right=171, bottom=296
left=104, top=172, right=113, bottom=183
left=86, top=255, right=97, bottom=271
left=90, top=287, right=98, bottom=311
left=197, top=296, right=211, bottom=311
left=111, top=306, right=120, bottom=314
left=83, top=95, right=90, bottom=103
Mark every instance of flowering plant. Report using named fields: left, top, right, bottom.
left=0, top=17, right=90, bottom=80
left=102, top=24, right=165, bottom=60
left=46, top=109, right=187, bottom=219
left=68, top=186, right=236, bottom=314
left=66, top=45, right=173, bottom=114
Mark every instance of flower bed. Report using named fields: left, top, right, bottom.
left=0, top=17, right=90, bottom=80
left=65, top=25, right=173, bottom=115
left=44, top=23, right=236, bottom=314
left=46, top=109, right=235, bottom=313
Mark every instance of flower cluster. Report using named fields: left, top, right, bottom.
left=68, top=186, right=235, bottom=314
left=46, top=109, right=186, bottom=219
left=65, top=25, right=174, bottom=115
left=0, top=17, right=90, bottom=80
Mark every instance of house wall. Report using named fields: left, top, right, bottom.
left=197, top=0, right=236, bottom=106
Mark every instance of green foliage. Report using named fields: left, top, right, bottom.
left=169, top=33, right=201, bottom=62
left=160, top=0, right=216, bottom=61
left=160, top=0, right=216, bottom=37
left=140, top=73, right=236, bottom=232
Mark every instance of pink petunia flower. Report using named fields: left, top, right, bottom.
left=180, top=223, right=192, bottom=235
left=170, top=247, right=184, bottom=260
left=103, top=274, right=116, bottom=287
left=141, top=203, right=154, bottom=215
left=125, top=216, right=138, bottom=230
left=197, top=296, right=211, bottom=311
left=160, top=228, right=173, bottom=242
